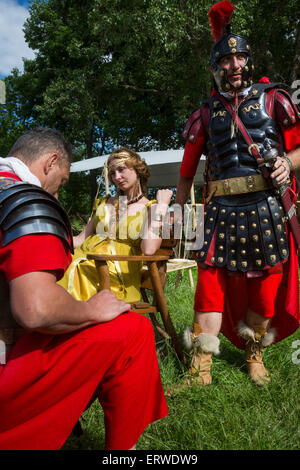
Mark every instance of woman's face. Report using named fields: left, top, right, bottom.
left=109, top=162, right=138, bottom=193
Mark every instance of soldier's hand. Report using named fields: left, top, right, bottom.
left=271, top=156, right=291, bottom=185
left=87, top=289, right=130, bottom=323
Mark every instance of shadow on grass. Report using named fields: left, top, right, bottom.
left=218, top=336, right=244, bottom=368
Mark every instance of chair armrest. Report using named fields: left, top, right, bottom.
left=86, top=254, right=170, bottom=262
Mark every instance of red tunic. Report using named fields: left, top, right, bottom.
left=180, top=108, right=300, bottom=349
left=0, top=173, right=168, bottom=449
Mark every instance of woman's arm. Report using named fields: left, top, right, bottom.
left=73, top=214, right=96, bottom=248
left=141, top=189, right=173, bottom=255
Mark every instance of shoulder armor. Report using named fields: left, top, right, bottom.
left=274, top=88, right=300, bottom=129
left=0, top=179, right=73, bottom=252
left=182, top=104, right=209, bottom=144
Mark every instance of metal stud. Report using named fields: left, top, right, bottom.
left=241, top=250, right=246, bottom=255
left=209, top=217, right=213, bottom=222
left=218, top=245, right=224, bottom=251
left=231, top=249, right=236, bottom=254
left=219, top=233, right=225, bottom=239
left=277, top=224, right=282, bottom=230
left=252, top=223, right=257, bottom=228
left=220, top=221, right=225, bottom=226
left=261, top=206, right=266, bottom=211
left=239, top=212, right=245, bottom=217
left=250, top=210, right=256, bottom=215
left=253, top=235, right=259, bottom=241
left=240, top=238, right=246, bottom=244
left=270, top=255, right=276, bottom=262
left=240, top=225, right=245, bottom=230
left=255, top=248, right=260, bottom=253
left=265, top=230, right=271, bottom=236
left=231, top=260, right=236, bottom=267
left=230, top=212, right=236, bottom=216
left=256, top=260, right=262, bottom=266
left=206, top=229, right=211, bottom=234
left=200, top=251, right=205, bottom=257
left=212, top=206, right=217, bottom=211
left=282, top=249, right=287, bottom=256
left=230, top=236, right=236, bottom=242
left=230, top=224, right=235, bottom=229
left=218, top=257, right=224, bottom=263
left=242, top=261, right=247, bottom=268
left=263, top=219, right=268, bottom=224
left=221, top=209, right=226, bottom=214
left=268, top=244, right=273, bottom=249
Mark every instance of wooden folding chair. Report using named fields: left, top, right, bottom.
left=86, top=239, right=185, bottom=362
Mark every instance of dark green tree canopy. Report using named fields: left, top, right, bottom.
left=0, top=0, right=299, bottom=211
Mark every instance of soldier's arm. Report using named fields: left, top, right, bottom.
left=9, top=270, right=130, bottom=334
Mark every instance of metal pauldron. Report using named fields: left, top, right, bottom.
left=0, top=178, right=73, bottom=252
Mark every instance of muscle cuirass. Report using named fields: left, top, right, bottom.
left=198, top=86, right=290, bottom=273
left=205, top=88, right=283, bottom=181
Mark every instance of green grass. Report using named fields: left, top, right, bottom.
left=63, top=268, right=300, bottom=450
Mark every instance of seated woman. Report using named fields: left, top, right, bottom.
left=58, top=148, right=173, bottom=303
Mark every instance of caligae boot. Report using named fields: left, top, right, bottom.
left=238, top=321, right=276, bottom=387
left=183, top=323, right=220, bottom=386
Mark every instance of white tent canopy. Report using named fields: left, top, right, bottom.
left=70, top=149, right=206, bottom=188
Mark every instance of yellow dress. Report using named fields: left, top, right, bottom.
left=58, top=196, right=155, bottom=302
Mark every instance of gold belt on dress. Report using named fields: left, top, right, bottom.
left=206, top=174, right=271, bottom=201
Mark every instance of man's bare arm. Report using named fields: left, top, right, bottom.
left=175, top=175, right=194, bottom=206
left=9, top=271, right=130, bottom=334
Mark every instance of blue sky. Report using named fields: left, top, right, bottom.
left=0, top=0, right=35, bottom=78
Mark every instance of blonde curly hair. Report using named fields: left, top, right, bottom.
left=107, top=147, right=150, bottom=196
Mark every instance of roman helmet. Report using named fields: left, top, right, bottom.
left=208, top=1, right=254, bottom=92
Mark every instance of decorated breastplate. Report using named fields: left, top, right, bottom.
left=206, top=88, right=283, bottom=181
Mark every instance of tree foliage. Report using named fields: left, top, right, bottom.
left=0, top=0, right=299, bottom=211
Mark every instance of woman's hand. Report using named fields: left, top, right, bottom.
left=155, top=189, right=173, bottom=207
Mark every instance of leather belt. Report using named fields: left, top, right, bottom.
left=0, top=327, right=26, bottom=345
left=207, top=174, right=271, bottom=198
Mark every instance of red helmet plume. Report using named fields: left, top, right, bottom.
left=208, top=1, right=235, bottom=42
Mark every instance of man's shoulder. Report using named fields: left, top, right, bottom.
left=257, top=83, right=300, bottom=128
left=182, top=99, right=212, bottom=144
left=0, top=179, right=73, bottom=252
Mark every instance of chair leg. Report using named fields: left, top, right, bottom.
left=141, top=290, right=170, bottom=339
left=148, top=261, right=185, bottom=363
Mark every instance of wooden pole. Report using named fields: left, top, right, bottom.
left=104, top=161, right=109, bottom=196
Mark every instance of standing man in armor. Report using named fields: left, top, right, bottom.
left=0, top=127, right=168, bottom=449
left=176, top=1, right=300, bottom=386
